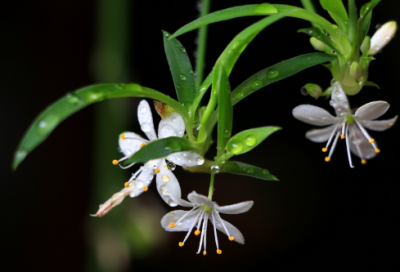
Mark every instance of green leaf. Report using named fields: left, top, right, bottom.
left=163, top=30, right=196, bottom=110
left=358, top=0, right=381, bottom=47
left=121, top=137, right=196, bottom=166
left=347, top=0, right=357, bottom=44
left=363, top=81, right=380, bottom=89
left=190, top=72, right=212, bottom=119
left=225, top=127, right=280, bottom=158
left=215, top=63, right=233, bottom=157
left=221, top=161, right=278, bottom=181
left=298, top=27, right=340, bottom=54
left=231, top=53, right=337, bottom=105
left=320, top=0, right=349, bottom=33
left=170, top=4, right=278, bottom=39
left=13, top=83, right=187, bottom=170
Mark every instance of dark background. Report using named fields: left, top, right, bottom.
left=1, top=0, right=399, bottom=271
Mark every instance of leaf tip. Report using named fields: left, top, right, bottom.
left=12, top=150, right=27, bottom=171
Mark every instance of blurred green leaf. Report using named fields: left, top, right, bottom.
left=347, top=0, right=357, bottom=44
left=363, top=81, right=380, bottom=89
left=221, top=161, right=278, bottom=181
left=163, top=30, right=196, bottom=110
left=121, top=137, right=196, bottom=166
left=320, top=0, right=349, bottom=32
left=13, top=83, right=186, bottom=170
left=298, top=27, right=340, bottom=53
left=358, top=0, right=381, bottom=47
left=225, top=127, right=280, bottom=158
left=170, top=4, right=278, bottom=39
left=231, top=53, right=336, bottom=105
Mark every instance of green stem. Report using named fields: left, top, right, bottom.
left=208, top=173, right=215, bottom=200
left=195, top=0, right=211, bottom=90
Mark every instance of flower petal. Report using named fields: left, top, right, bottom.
left=305, top=125, right=336, bottom=143
left=156, top=160, right=187, bottom=207
left=354, top=101, right=390, bottom=120
left=137, top=100, right=157, bottom=141
left=161, top=210, right=201, bottom=232
left=158, top=113, right=185, bottom=139
left=330, top=83, right=350, bottom=116
left=348, top=124, right=376, bottom=159
left=359, top=116, right=398, bottom=131
left=187, top=191, right=214, bottom=208
left=212, top=216, right=245, bottom=245
left=129, top=160, right=159, bottom=198
left=167, top=151, right=204, bottom=167
left=293, top=105, right=338, bottom=126
left=119, top=132, right=148, bottom=157
left=217, top=201, right=254, bottom=214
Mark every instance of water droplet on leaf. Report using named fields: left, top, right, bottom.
left=227, top=141, right=243, bottom=154
left=245, top=136, right=257, bottom=146
left=251, top=80, right=262, bottom=90
left=267, top=68, right=279, bottom=79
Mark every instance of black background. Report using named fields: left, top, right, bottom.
left=1, top=0, right=399, bottom=271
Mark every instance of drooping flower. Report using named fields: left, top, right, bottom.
left=293, top=82, right=397, bottom=167
left=161, top=191, right=253, bottom=255
left=91, top=100, right=204, bottom=217
left=368, top=21, right=397, bottom=56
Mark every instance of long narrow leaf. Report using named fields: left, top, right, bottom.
left=163, top=30, right=196, bottom=110
left=298, top=27, right=340, bottom=53
left=13, top=83, right=186, bottom=169
left=320, top=0, right=349, bottom=33
left=221, top=161, right=279, bottom=181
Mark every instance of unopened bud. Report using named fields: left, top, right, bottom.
left=310, top=37, right=326, bottom=51
left=360, top=36, right=371, bottom=54
left=368, top=21, right=397, bottom=55
left=303, top=83, right=322, bottom=99
left=350, top=62, right=363, bottom=80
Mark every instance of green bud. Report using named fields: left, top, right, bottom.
left=360, top=36, right=371, bottom=54
left=350, top=62, right=363, bottom=80
left=302, top=83, right=322, bottom=99
left=310, top=37, right=326, bottom=51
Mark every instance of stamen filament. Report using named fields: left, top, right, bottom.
left=196, top=210, right=206, bottom=231
left=215, top=212, right=231, bottom=237
left=355, top=120, right=378, bottom=149
left=328, top=132, right=340, bottom=159
left=325, top=122, right=341, bottom=150
left=344, top=125, right=354, bottom=168
left=174, top=207, right=197, bottom=226
left=182, top=210, right=203, bottom=244
left=197, top=213, right=208, bottom=254
left=211, top=213, right=220, bottom=250
left=119, top=162, right=136, bottom=169
left=341, top=121, right=346, bottom=139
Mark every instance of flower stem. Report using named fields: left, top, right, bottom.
left=208, top=173, right=215, bottom=200
left=195, top=0, right=211, bottom=90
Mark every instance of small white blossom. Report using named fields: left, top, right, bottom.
left=293, top=82, right=397, bottom=167
left=368, top=21, right=397, bottom=55
left=161, top=191, right=253, bottom=255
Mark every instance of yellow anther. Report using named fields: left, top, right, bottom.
left=142, top=186, right=148, bottom=192
left=322, top=147, right=328, bottom=152
left=369, top=139, right=375, bottom=144
left=112, top=160, right=119, bottom=165
left=217, top=249, right=222, bottom=254
left=140, top=143, right=146, bottom=148
left=194, top=230, right=201, bottom=236
left=155, top=168, right=160, bottom=173
left=169, top=222, right=175, bottom=228
left=361, top=159, right=367, bottom=165
left=124, top=182, right=130, bottom=188
left=340, top=134, right=345, bottom=140
left=179, top=242, right=184, bottom=247
left=388, top=124, right=392, bottom=128
left=228, top=236, right=234, bottom=241
left=325, top=157, right=331, bottom=162
left=203, top=251, right=207, bottom=256
left=120, top=134, right=126, bottom=140
left=375, top=148, right=381, bottom=153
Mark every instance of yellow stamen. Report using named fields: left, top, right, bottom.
left=112, top=160, right=119, bottom=165
left=375, top=148, right=381, bottom=153
left=142, top=186, right=148, bottom=192
left=217, top=249, right=222, bottom=254
left=340, top=134, right=345, bottom=140
left=361, top=159, right=367, bottom=165
left=155, top=168, right=160, bottom=173
left=179, top=242, right=184, bottom=247
left=194, top=230, right=201, bottom=236
left=325, top=157, right=331, bottom=162
left=388, top=124, right=392, bottom=128
left=169, top=222, right=175, bottom=228
left=322, top=147, right=328, bottom=152
left=120, top=134, right=126, bottom=140
left=228, top=236, right=234, bottom=241
left=124, top=182, right=130, bottom=188
left=369, top=139, right=375, bottom=144
left=203, top=251, right=207, bottom=256
left=140, top=143, right=146, bottom=148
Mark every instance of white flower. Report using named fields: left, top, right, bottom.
left=368, top=21, right=397, bottom=55
left=92, top=100, right=204, bottom=217
left=161, top=191, right=253, bottom=255
left=293, top=82, right=397, bottom=167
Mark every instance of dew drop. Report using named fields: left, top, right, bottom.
left=245, top=136, right=257, bottom=147
left=163, top=32, right=170, bottom=37
left=135, top=181, right=144, bottom=189
left=196, top=157, right=205, bottom=165
left=181, top=47, right=186, bottom=53
left=227, top=141, right=243, bottom=154
left=179, top=75, right=187, bottom=81
left=15, top=150, right=27, bottom=162
left=267, top=68, right=279, bottom=79
left=65, top=93, right=80, bottom=106
left=141, top=123, right=151, bottom=132
left=168, top=200, right=177, bottom=207
left=247, top=169, right=254, bottom=174
left=161, top=175, right=170, bottom=182
left=160, top=184, right=169, bottom=195
left=85, top=92, right=104, bottom=102
left=251, top=80, right=262, bottom=90
left=140, top=106, right=147, bottom=114
left=300, top=86, right=308, bottom=96
left=38, top=115, right=59, bottom=135
left=223, top=129, right=231, bottom=138
left=254, top=3, right=274, bottom=13
left=210, top=165, right=220, bottom=174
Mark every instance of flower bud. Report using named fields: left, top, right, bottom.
left=310, top=37, right=326, bottom=51
left=360, top=36, right=371, bottom=54
left=350, top=62, right=363, bottom=80
left=302, top=83, right=322, bottom=99
left=368, top=21, right=397, bottom=55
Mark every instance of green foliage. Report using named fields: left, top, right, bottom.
left=221, top=161, right=279, bottom=181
